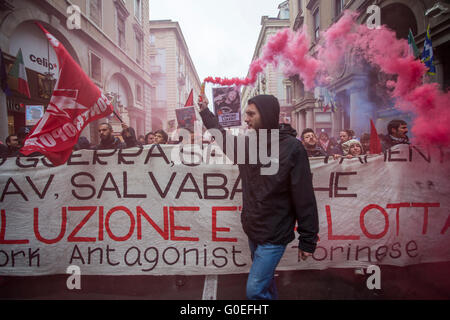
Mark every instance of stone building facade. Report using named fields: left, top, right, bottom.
left=0, top=0, right=153, bottom=144
left=148, top=20, right=201, bottom=134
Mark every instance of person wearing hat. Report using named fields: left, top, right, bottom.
left=341, top=139, right=364, bottom=158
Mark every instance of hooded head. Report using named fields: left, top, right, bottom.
left=247, top=95, right=280, bottom=130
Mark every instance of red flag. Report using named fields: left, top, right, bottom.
left=370, top=119, right=383, bottom=154
left=20, top=23, right=113, bottom=165
left=184, top=89, right=194, bottom=107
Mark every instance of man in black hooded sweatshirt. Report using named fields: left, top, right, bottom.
left=198, top=93, right=319, bottom=300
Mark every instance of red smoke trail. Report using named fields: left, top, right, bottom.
left=204, top=28, right=320, bottom=90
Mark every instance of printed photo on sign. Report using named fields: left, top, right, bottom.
left=175, top=106, right=196, bottom=132
left=212, top=86, right=241, bottom=128
left=25, top=105, right=44, bottom=126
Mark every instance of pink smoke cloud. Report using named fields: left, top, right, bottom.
left=204, top=27, right=320, bottom=90
left=316, top=11, right=450, bottom=147
left=401, top=83, right=450, bottom=147
left=204, top=10, right=450, bottom=147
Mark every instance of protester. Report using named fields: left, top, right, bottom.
left=197, top=93, right=319, bottom=300
left=318, top=131, right=337, bottom=156
left=341, top=139, right=364, bottom=158
left=121, top=123, right=140, bottom=148
left=342, top=129, right=354, bottom=141
left=333, top=129, right=355, bottom=158
left=137, top=135, right=146, bottom=145
left=0, top=143, right=8, bottom=157
left=360, top=133, right=371, bottom=154
left=4, top=135, right=20, bottom=157
left=382, top=119, right=409, bottom=150
left=16, top=126, right=30, bottom=148
left=73, top=136, right=91, bottom=151
left=154, top=129, right=168, bottom=145
left=301, top=129, right=327, bottom=157
left=92, top=122, right=137, bottom=150
left=145, top=132, right=155, bottom=145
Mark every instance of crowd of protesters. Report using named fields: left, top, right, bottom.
left=1, top=118, right=410, bottom=158
left=0, top=120, right=205, bottom=158
left=300, top=119, right=410, bottom=158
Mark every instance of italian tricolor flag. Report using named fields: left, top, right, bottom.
left=8, top=48, right=31, bottom=98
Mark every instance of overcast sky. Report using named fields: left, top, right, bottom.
left=149, top=0, right=282, bottom=83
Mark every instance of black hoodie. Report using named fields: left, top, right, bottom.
left=248, top=95, right=280, bottom=130
left=200, top=95, right=319, bottom=253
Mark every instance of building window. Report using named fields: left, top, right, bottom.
left=136, top=33, right=143, bottom=65
left=150, top=55, right=156, bottom=66
left=89, top=0, right=102, bottom=27
left=149, top=34, right=155, bottom=45
left=335, top=0, right=344, bottom=17
left=136, top=83, right=142, bottom=103
left=90, top=52, right=102, bottom=83
left=114, top=0, right=129, bottom=49
left=313, top=8, right=320, bottom=41
left=286, top=84, right=293, bottom=104
left=134, top=0, right=142, bottom=22
left=117, top=15, right=125, bottom=49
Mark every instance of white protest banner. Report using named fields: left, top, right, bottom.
left=0, top=144, right=449, bottom=276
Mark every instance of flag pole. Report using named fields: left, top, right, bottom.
left=112, top=110, right=123, bottom=123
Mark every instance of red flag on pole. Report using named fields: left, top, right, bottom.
left=370, top=119, right=383, bottom=154
left=184, top=89, right=194, bottom=107
left=20, top=23, right=114, bottom=165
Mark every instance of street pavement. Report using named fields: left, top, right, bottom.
left=0, top=262, right=449, bottom=300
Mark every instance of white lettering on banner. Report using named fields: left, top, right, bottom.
left=24, top=93, right=110, bottom=150
left=40, top=133, right=56, bottom=147
left=0, top=144, right=449, bottom=276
